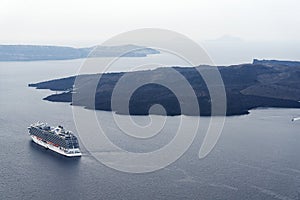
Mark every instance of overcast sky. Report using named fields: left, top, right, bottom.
left=1, top=0, right=299, bottom=47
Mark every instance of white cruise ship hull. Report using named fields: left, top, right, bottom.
left=31, top=135, right=82, bottom=157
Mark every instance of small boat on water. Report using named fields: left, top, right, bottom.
left=292, top=117, right=300, bottom=122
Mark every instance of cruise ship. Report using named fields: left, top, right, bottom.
left=28, top=122, right=82, bottom=157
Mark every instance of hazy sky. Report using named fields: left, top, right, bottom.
left=1, top=0, right=299, bottom=47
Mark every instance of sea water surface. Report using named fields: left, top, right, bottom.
left=0, top=56, right=300, bottom=200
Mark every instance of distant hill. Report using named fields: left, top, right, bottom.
left=29, top=59, right=300, bottom=116
left=0, top=44, right=160, bottom=61
left=253, top=59, right=300, bottom=67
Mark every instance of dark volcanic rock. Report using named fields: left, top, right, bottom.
left=29, top=60, right=300, bottom=116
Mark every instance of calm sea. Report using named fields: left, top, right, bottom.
left=0, top=56, right=300, bottom=200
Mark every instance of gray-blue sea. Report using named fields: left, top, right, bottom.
left=0, top=56, right=300, bottom=200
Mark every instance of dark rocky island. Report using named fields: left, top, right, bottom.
left=0, top=44, right=160, bottom=61
left=29, top=59, right=300, bottom=116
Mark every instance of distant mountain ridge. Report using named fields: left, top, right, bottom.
left=253, top=59, right=300, bottom=67
left=0, top=44, right=160, bottom=61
